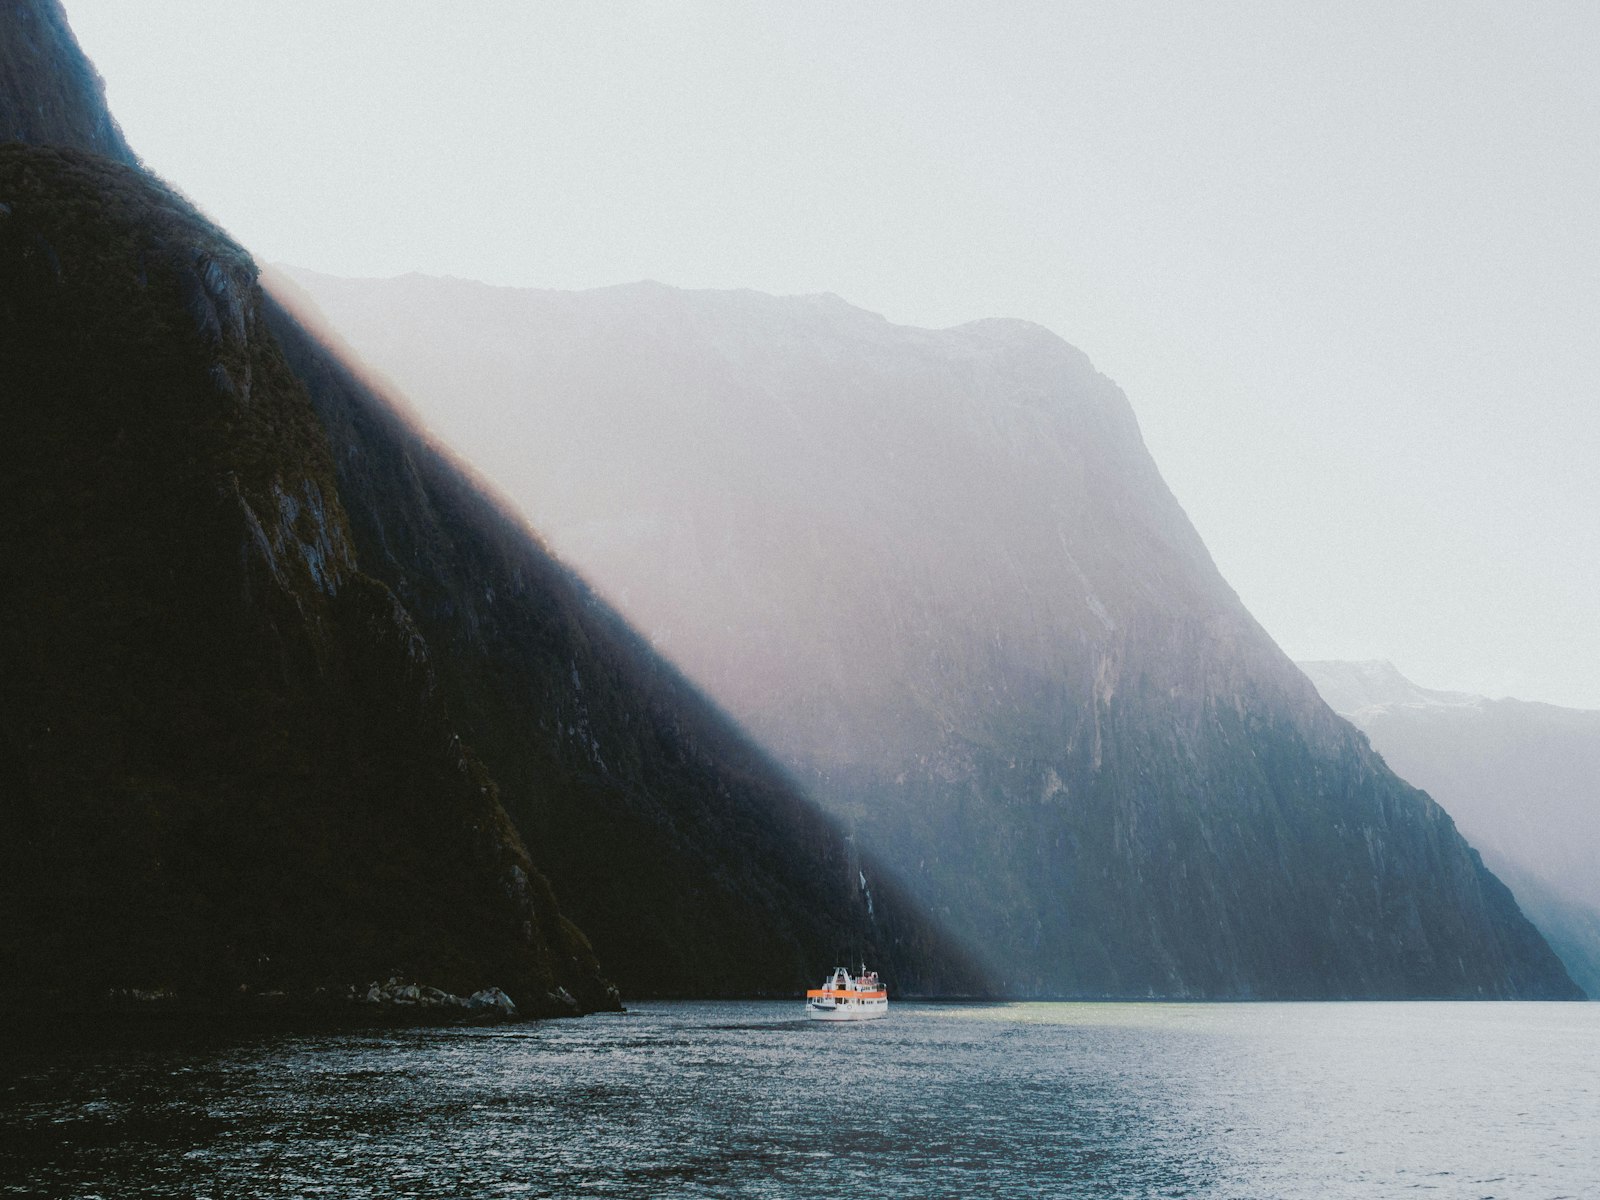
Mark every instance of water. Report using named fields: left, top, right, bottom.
left=2, top=1002, right=1595, bottom=1198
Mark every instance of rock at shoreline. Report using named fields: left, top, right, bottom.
left=355, top=978, right=521, bottom=1020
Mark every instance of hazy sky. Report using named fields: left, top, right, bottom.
left=64, top=1, right=1600, bottom=708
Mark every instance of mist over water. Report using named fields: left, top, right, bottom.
left=6, top=1002, right=1595, bottom=1198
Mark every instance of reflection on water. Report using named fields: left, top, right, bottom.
left=2, top=1001, right=1596, bottom=1198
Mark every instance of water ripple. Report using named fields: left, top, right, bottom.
left=2, top=1001, right=1596, bottom=1198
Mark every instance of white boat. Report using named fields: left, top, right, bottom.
left=805, top=965, right=888, bottom=1021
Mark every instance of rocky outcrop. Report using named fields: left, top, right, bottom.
left=92, top=979, right=549, bottom=1023
left=284, top=274, right=1582, bottom=999
left=354, top=978, right=537, bottom=1020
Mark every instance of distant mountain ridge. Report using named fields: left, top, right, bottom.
left=1295, top=660, right=1482, bottom=720
left=1301, top=660, right=1600, bottom=996
left=287, top=267, right=1581, bottom=999
left=1299, top=660, right=1600, bottom=909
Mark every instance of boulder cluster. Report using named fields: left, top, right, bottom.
left=355, top=977, right=521, bottom=1018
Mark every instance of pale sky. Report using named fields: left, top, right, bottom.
left=63, top=1, right=1600, bottom=709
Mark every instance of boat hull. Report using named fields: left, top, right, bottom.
left=806, top=1000, right=888, bottom=1021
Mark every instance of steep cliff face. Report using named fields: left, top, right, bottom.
left=265, top=284, right=979, bottom=998
left=0, top=0, right=134, bottom=164
left=0, top=145, right=612, bottom=1013
left=1302, top=660, right=1600, bottom=997
left=286, top=272, right=1581, bottom=999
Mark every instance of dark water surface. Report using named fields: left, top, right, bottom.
left=2, top=1001, right=1595, bottom=1198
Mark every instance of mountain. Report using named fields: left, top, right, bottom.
left=262, top=282, right=974, bottom=999
left=283, top=270, right=1581, bottom=999
left=1482, top=861, right=1600, bottom=1002
left=0, top=144, right=613, bottom=1014
left=1300, top=660, right=1600, bottom=996
left=0, top=1, right=975, bottom=1010
left=1, top=0, right=133, bottom=164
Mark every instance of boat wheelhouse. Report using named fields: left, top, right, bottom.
left=805, top=965, right=888, bottom=1021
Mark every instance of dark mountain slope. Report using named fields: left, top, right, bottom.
left=0, top=0, right=133, bottom=164
left=0, top=0, right=974, bottom=1003
left=287, top=273, right=1581, bottom=999
left=265, top=286, right=978, bottom=998
left=0, top=145, right=610, bottom=1013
